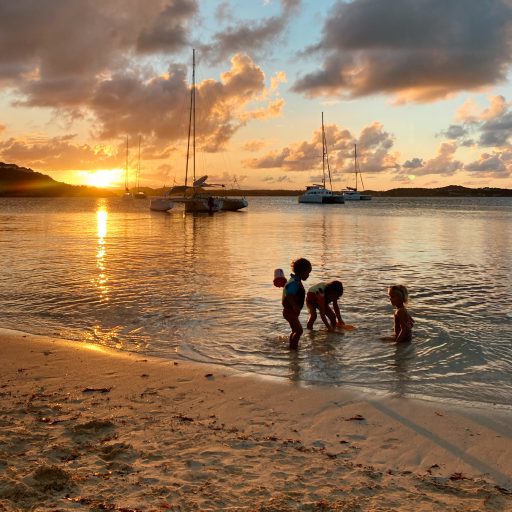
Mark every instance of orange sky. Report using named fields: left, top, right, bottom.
left=1, top=0, right=512, bottom=191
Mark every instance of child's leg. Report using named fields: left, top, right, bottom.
left=284, top=309, right=303, bottom=350
left=289, top=322, right=303, bottom=350
left=306, top=303, right=317, bottom=329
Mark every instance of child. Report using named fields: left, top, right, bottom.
left=282, top=258, right=312, bottom=350
left=387, top=285, right=414, bottom=343
left=306, top=280, right=344, bottom=332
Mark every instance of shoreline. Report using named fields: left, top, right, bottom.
left=1, top=328, right=511, bottom=510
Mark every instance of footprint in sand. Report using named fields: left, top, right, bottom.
left=67, top=419, right=116, bottom=443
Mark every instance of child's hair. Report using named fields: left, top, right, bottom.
left=325, top=280, right=343, bottom=298
left=291, top=257, right=312, bottom=274
left=388, top=285, right=409, bottom=303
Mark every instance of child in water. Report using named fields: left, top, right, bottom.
left=282, top=258, right=312, bottom=350
left=387, top=285, right=414, bottom=343
left=306, top=280, right=344, bottom=332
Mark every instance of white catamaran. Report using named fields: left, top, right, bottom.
left=298, top=113, right=344, bottom=204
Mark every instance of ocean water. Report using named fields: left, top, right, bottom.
left=1, top=195, right=511, bottom=408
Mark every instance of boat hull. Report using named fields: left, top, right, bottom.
left=221, top=197, right=248, bottom=211
left=184, top=196, right=224, bottom=213
left=299, top=186, right=344, bottom=204
left=149, top=198, right=174, bottom=211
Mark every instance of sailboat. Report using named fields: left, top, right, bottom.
left=133, top=135, right=146, bottom=199
left=298, top=113, right=344, bottom=204
left=341, top=144, right=372, bottom=201
left=182, top=49, right=223, bottom=213
left=122, top=135, right=132, bottom=198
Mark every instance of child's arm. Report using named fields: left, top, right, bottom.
left=318, top=304, right=336, bottom=331
left=332, top=300, right=344, bottom=325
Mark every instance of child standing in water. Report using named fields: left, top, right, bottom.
left=306, top=280, right=344, bottom=332
left=387, top=285, right=414, bottom=343
left=282, top=258, right=312, bottom=350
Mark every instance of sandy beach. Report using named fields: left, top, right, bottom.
left=1, top=328, right=511, bottom=511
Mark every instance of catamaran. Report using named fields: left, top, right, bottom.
left=298, top=113, right=344, bottom=204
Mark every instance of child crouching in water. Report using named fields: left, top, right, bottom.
left=387, top=285, right=414, bottom=343
left=282, top=258, right=312, bottom=350
left=306, top=280, right=344, bottom=332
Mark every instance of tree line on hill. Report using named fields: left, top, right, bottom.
left=1, top=162, right=511, bottom=197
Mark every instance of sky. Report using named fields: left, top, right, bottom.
left=1, top=0, right=512, bottom=191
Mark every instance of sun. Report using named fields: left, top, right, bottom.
left=83, top=169, right=124, bottom=188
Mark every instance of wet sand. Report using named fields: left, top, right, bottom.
left=1, top=328, right=511, bottom=511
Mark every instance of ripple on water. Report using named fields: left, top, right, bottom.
left=1, top=196, right=511, bottom=408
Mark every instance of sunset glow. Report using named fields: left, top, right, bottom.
left=81, top=170, right=124, bottom=189
left=0, top=1, right=511, bottom=191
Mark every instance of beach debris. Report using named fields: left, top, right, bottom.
left=82, top=387, right=111, bottom=393
left=449, top=472, right=468, bottom=481
left=346, top=414, right=366, bottom=421
left=65, top=497, right=142, bottom=511
left=204, top=373, right=213, bottom=378
left=435, top=411, right=443, bottom=416
left=174, top=413, right=194, bottom=422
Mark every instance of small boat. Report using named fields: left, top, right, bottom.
left=299, top=113, right=344, bottom=204
left=342, top=144, right=371, bottom=201
left=149, top=196, right=173, bottom=211
left=122, top=136, right=132, bottom=198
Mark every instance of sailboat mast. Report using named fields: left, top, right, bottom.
left=322, top=113, right=333, bottom=191
left=185, top=50, right=195, bottom=188
left=354, top=144, right=357, bottom=191
left=192, top=49, right=196, bottom=182
left=125, top=135, right=129, bottom=192
left=321, top=113, right=326, bottom=188
left=137, top=135, right=141, bottom=191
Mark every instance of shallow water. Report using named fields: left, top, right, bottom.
left=1, top=196, right=511, bottom=408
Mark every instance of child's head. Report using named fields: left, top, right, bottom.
left=325, top=280, right=343, bottom=300
left=388, top=285, right=409, bottom=306
left=291, top=257, right=312, bottom=280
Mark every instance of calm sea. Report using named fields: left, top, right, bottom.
left=1, top=196, right=511, bottom=408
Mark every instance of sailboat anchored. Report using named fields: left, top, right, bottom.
left=133, top=135, right=146, bottom=199
left=298, top=113, right=344, bottom=204
left=341, top=144, right=371, bottom=201
left=182, top=49, right=223, bottom=213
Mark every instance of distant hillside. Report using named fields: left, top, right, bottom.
left=1, top=163, right=511, bottom=198
left=365, top=185, right=512, bottom=197
left=0, top=162, right=115, bottom=197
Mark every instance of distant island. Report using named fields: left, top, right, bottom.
left=0, top=162, right=116, bottom=197
left=1, top=162, right=511, bottom=197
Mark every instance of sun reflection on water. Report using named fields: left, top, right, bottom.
left=95, top=200, right=109, bottom=302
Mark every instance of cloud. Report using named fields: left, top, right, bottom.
left=244, top=119, right=398, bottom=175
left=0, top=0, right=200, bottom=125
left=464, top=150, right=512, bottom=179
left=440, top=95, right=512, bottom=148
left=0, top=134, right=120, bottom=171
left=292, top=0, right=512, bottom=102
left=399, top=142, right=463, bottom=178
left=201, top=0, right=300, bottom=64
left=242, top=139, right=268, bottom=152
left=75, top=53, right=282, bottom=151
